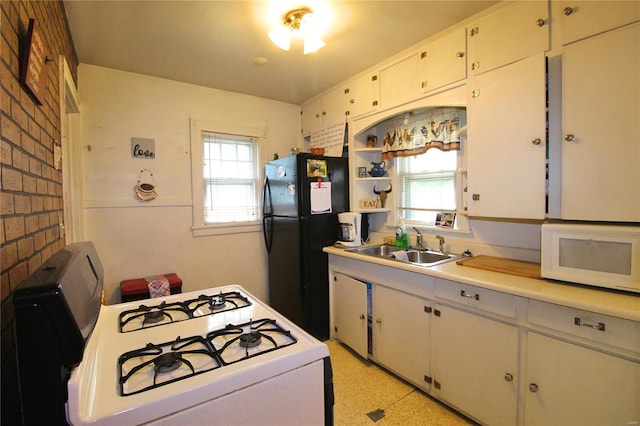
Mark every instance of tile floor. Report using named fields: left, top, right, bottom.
left=326, top=340, right=473, bottom=426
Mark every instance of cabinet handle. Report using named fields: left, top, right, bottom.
left=563, top=6, right=573, bottom=16
left=349, top=99, right=355, bottom=104
left=456, top=51, right=464, bottom=58
left=529, top=383, right=539, bottom=393
left=471, top=89, right=480, bottom=98
left=359, top=314, right=365, bottom=320
left=531, top=138, right=542, bottom=146
left=421, top=80, right=428, bottom=89
left=574, top=317, right=606, bottom=331
left=470, top=27, right=479, bottom=36
left=564, top=133, right=575, bottom=142
left=504, top=373, right=514, bottom=382
left=471, top=61, right=480, bottom=71
left=536, top=18, right=546, bottom=27
left=460, top=290, right=480, bottom=300
left=376, top=319, right=382, bottom=324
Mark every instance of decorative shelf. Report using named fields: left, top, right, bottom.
left=355, top=176, right=391, bottom=181
left=356, top=208, right=392, bottom=213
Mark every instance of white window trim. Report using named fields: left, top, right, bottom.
left=190, top=119, right=266, bottom=237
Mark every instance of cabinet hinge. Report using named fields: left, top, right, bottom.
left=434, top=380, right=441, bottom=390
left=434, top=309, right=441, bottom=317
left=344, top=88, right=350, bottom=94
left=420, top=51, right=427, bottom=59
left=345, top=110, right=350, bottom=116
left=470, top=27, right=479, bottom=37
left=372, top=100, right=378, bottom=106
left=371, top=75, right=378, bottom=81
left=424, top=375, right=432, bottom=384
left=471, top=61, right=480, bottom=71
left=424, top=306, right=432, bottom=314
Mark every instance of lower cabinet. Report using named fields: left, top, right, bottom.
left=431, top=304, right=518, bottom=425
left=524, top=332, right=640, bottom=425
left=332, top=273, right=368, bottom=358
left=372, top=285, right=431, bottom=391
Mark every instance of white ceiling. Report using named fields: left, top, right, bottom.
left=63, top=0, right=498, bottom=105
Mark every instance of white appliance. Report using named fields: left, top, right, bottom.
left=541, top=223, right=640, bottom=293
left=338, top=212, right=362, bottom=247
left=12, top=242, right=333, bottom=426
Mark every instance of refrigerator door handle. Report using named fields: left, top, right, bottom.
left=263, top=215, right=273, bottom=253
left=262, top=176, right=273, bottom=216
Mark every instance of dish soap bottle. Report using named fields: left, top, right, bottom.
left=395, top=215, right=408, bottom=248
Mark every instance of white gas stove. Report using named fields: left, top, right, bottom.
left=13, top=243, right=332, bottom=425
left=67, top=284, right=333, bottom=425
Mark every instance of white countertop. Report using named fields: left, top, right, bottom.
left=324, top=245, right=640, bottom=322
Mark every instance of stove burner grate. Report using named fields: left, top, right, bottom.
left=238, top=331, right=262, bottom=348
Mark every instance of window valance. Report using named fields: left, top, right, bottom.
left=381, top=107, right=463, bottom=161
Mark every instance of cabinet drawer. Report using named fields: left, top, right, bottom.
left=528, top=300, right=640, bottom=354
left=434, top=279, right=517, bottom=318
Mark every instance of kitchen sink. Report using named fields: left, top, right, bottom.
left=346, top=244, right=460, bottom=267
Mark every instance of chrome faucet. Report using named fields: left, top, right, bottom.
left=435, top=235, right=445, bottom=253
left=413, top=227, right=426, bottom=249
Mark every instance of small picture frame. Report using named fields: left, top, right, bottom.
left=436, top=212, right=456, bottom=228
left=358, top=167, right=367, bottom=178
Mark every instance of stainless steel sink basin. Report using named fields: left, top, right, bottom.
left=346, top=244, right=459, bottom=267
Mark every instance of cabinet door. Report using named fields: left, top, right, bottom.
left=468, top=0, right=549, bottom=75
left=301, top=98, right=322, bottom=135
left=419, top=28, right=467, bottom=94
left=431, top=304, right=518, bottom=425
left=558, top=0, right=640, bottom=45
left=332, top=273, right=368, bottom=358
left=345, top=73, right=379, bottom=119
left=372, top=285, right=431, bottom=390
left=467, top=53, right=546, bottom=219
left=379, top=53, right=421, bottom=108
left=525, top=332, right=640, bottom=425
left=561, top=23, right=640, bottom=221
left=320, top=86, right=347, bottom=125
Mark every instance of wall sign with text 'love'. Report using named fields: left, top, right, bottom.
left=131, top=137, right=156, bottom=159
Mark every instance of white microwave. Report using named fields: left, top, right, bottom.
left=541, top=223, right=640, bottom=293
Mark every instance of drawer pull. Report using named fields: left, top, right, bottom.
left=574, top=317, right=605, bottom=331
left=504, top=373, right=514, bottom=382
left=460, top=290, right=480, bottom=300
left=359, top=314, right=365, bottom=320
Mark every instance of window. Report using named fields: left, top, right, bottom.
left=397, top=148, right=460, bottom=228
left=202, top=132, right=259, bottom=223
left=190, top=120, right=264, bottom=236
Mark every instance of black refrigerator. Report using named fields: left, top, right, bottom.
left=262, top=153, right=349, bottom=341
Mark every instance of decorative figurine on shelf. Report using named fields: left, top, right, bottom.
left=373, top=183, right=392, bottom=208
left=366, top=134, right=378, bottom=148
left=368, top=161, right=386, bottom=177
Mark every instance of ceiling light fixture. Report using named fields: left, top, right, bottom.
left=269, top=7, right=326, bottom=54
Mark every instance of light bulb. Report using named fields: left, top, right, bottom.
left=269, top=26, right=291, bottom=51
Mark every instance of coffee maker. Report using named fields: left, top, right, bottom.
left=338, top=212, right=362, bottom=247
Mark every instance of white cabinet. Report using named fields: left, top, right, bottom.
left=419, top=28, right=467, bottom=94
left=467, top=0, right=549, bottom=76
left=379, top=53, right=421, bottom=108
left=559, top=23, right=640, bottom=222
left=300, top=87, right=346, bottom=135
left=331, top=272, right=368, bottom=358
left=524, top=332, right=640, bottom=425
left=466, top=53, right=547, bottom=219
left=557, top=0, right=640, bottom=45
left=372, top=285, right=431, bottom=391
left=344, top=73, right=379, bottom=119
left=431, top=279, right=519, bottom=425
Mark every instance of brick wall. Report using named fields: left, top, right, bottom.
left=1, top=1, right=77, bottom=423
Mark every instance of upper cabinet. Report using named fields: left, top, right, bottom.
left=419, top=28, right=467, bottom=94
left=301, top=86, right=346, bottom=135
left=557, top=0, right=640, bottom=45
left=467, top=1, right=549, bottom=76
left=559, top=22, right=640, bottom=222
left=379, top=53, right=421, bottom=108
left=466, top=53, right=547, bottom=219
left=344, top=72, right=379, bottom=119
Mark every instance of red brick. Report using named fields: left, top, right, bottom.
left=21, top=133, right=35, bottom=155
left=33, top=230, right=45, bottom=250
left=13, top=194, right=30, bottom=214
left=4, top=216, right=25, bottom=240
left=29, top=156, right=41, bottom=176
left=43, top=196, right=53, bottom=211
left=1, top=166, right=22, bottom=191
left=12, top=104, right=28, bottom=131
left=30, top=196, right=43, bottom=212
left=1, top=115, right=20, bottom=145
left=21, top=174, right=35, bottom=193
left=36, top=177, right=47, bottom=194
left=1, top=192, right=14, bottom=215
left=24, top=214, right=38, bottom=234
left=11, top=147, right=25, bottom=171
left=1, top=243, right=17, bottom=270
left=27, top=252, right=42, bottom=275
left=38, top=212, right=49, bottom=228
left=17, top=237, right=33, bottom=261
left=0, top=140, right=11, bottom=165
left=9, top=261, right=28, bottom=291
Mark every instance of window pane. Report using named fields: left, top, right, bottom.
left=202, top=132, right=258, bottom=223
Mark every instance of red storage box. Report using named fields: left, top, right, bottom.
left=120, top=273, right=182, bottom=302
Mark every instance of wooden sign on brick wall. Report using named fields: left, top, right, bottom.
left=20, top=19, right=48, bottom=105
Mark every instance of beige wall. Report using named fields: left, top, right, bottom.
left=78, top=64, right=301, bottom=304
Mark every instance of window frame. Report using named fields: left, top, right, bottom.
left=190, top=119, right=265, bottom=237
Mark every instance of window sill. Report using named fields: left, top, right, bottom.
left=192, top=221, right=261, bottom=237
